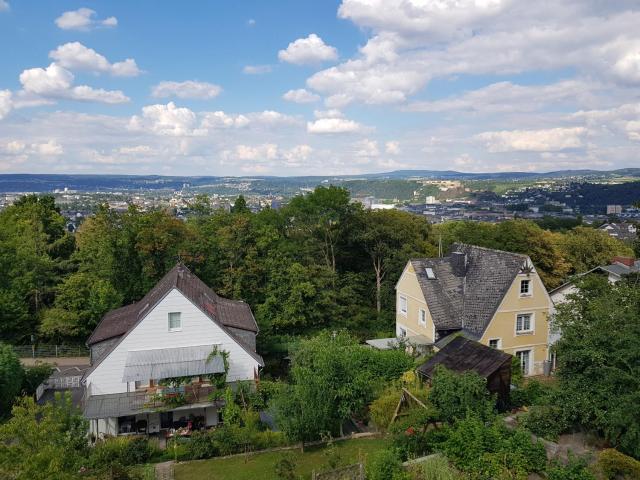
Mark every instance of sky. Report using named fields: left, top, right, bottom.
left=0, top=0, right=639, bottom=176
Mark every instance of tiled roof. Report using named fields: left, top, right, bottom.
left=411, top=243, right=529, bottom=337
left=416, top=336, right=512, bottom=379
left=87, top=263, right=258, bottom=346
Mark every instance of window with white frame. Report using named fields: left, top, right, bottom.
left=516, top=313, right=533, bottom=334
left=168, top=312, right=182, bottom=331
left=418, top=308, right=427, bottom=326
left=515, top=350, right=531, bottom=375
left=520, top=279, right=532, bottom=296
left=399, top=295, right=408, bottom=315
left=488, top=338, right=501, bottom=349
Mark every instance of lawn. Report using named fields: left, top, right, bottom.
left=174, top=437, right=390, bottom=480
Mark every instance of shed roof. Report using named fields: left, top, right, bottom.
left=416, top=336, right=512, bottom=379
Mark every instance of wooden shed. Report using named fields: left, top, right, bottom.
left=416, top=336, right=512, bottom=407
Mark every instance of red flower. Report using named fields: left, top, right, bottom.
left=405, top=426, right=415, bottom=436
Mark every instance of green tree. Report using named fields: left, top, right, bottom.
left=0, top=344, right=24, bottom=418
left=231, top=195, right=250, bottom=214
left=555, top=226, right=633, bottom=274
left=0, top=394, right=88, bottom=480
left=553, top=275, right=640, bottom=458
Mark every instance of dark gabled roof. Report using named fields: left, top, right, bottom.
left=87, top=263, right=258, bottom=346
left=410, top=243, right=529, bottom=336
left=416, top=336, right=512, bottom=379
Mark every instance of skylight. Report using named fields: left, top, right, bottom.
left=425, top=267, right=436, bottom=279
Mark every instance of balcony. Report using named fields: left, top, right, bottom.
left=84, top=383, right=224, bottom=419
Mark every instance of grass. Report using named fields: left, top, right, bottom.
left=174, top=437, right=390, bottom=480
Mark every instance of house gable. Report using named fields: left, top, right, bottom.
left=85, top=288, right=260, bottom=396
left=395, top=260, right=437, bottom=340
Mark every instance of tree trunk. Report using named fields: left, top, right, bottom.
left=374, top=257, right=383, bottom=314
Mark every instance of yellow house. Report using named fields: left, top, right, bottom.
left=395, top=243, right=552, bottom=376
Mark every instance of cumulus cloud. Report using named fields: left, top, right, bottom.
left=475, top=127, right=587, bottom=152
left=32, top=140, right=64, bottom=156
left=242, top=64, right=272, bottom=74
left=354, top=139, right=379, bottom=157
left=282, top=88, right=320, bottom=103
left=49, top=42, right=140, bottom=77
left=307, top=117, right=362, bottom=134
left=0, top=0, right=9, bottom=12
left=221, top=143, right=314, bottom=172
left=55, top=8, right=117, bottom=31
left=278, top=34, right=338, bottom=65
left=151, top=81, right=222, bottom=99
left=129, top=102, right=201, bottom=136
left=0, top=90, right=13, bottom=120
left=19, top=63, right=129, bottom=104
left=385, top=140, right=400, bottom=154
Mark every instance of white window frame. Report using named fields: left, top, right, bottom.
left=398, top=295, right=408, bottom=316
left=398, top=326, right=407, bottom=338
left=488, top=338, right=502, bottom=349
left=418, top=308, right=427, bottom=327
left=515, top=312, right=534, bottom=335
left=168, top=312, right=182, bottom=332
left=515, top=349, right=532, bottom=376
left=519, top=278, right=532, bottom=297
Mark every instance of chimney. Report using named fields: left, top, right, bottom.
left=451, top=251, right=467, bottom=277
left=612, top=256, right=635, bottom=267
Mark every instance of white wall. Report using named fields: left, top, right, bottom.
left=86, top=288, right=260, bottom=395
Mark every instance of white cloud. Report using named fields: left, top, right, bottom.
left=475, top=127, right=587, bottom=152
left=0, top=90, right=12, bottom=120
left=278, top=34, right=338, bottom=65
left=243, top=64, right=272, bottom=74
left=354, top=139, right=379, bottom=157
left=19, top=63, right=129, bottom=104
left=31, top=140, right=63, bottom=156
left=385, top=140, right=400, bottom=154
left=129, top=102, right=201, bottom=137
left=55, top=8, right=117, bottom=31
left=282, top=88, right=320, bottom=103
left=151, top=81, right=222, bottom=99
left=313, top=109, right=344, bottom=119
left=307, top=117, right=362, bottom=134
left=200, top=111, right=249, bottom=129
left=625, top=120, right=640, bottom=141
left=221, top=143, right=315, bottom=171
left=247, top=19, right=256, bottom=27
left=0, top=0, right=9, bottom=12
left=49, top=42, right=141, bottom=77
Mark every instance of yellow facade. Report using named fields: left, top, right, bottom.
left=395, top=262, right=437, bottom=342
left=396, top=261, right=551, bottom=376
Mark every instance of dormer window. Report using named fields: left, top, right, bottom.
left=520, top=279, right=531, bottom=296
left=168, top=312, right=182, bottom=332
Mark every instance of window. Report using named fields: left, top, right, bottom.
left=168, top=312, right=182, bottom=331
left=425, top=267, right=436, bottom=279
left=520, top=279, right=531, bottom=296
left=399, top=295, right=408, bottom=315
left=488, top=338, right=501, bottom=349
left=515, top=350, right=531, bottom=376
left=516, top=313, right=533, bottom=334
left=418, top=308, right=427, bottom=326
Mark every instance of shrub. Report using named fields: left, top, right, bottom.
left=90, top=436, right=155, bottom=467
left=21, top=362, right=53, bottom=396
left=596, top=449, right=640, bottom=480
left=370, top=387, right=401, bottom=431
left=367, top=448, right=407, bottom=480
left=186, top=430, right=218, bottom=459
left=429, top=366, right=494, bottom=424
left=547, top=456, right=595, bottom=480
left=407, top=454, right=461, bottom=480
left=442, top=414, right=546, bottom=480
left=521, top=405, right=570, bottom=441
left=274, top=452, right=298, bottom=480
left=510, top=379, right=555, bottom=409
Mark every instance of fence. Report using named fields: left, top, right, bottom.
left=312, top=463, right=364, bottom=480
left=12, top=344, right=90, bottom=358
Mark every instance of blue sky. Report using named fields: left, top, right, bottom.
left=0, top=1, right=639, bottom=175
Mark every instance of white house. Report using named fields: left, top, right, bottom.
left=82, top=263, right=263, bottom=437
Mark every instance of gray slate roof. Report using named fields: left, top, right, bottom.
left=88, top=263, right=259, bottom=346
left=411, top=243, right=529, bottom=336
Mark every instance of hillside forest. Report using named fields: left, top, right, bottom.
left=0, top=187, right=635, bottom=366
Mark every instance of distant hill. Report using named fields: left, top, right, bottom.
left=0, top=168, right=639, bottom=193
